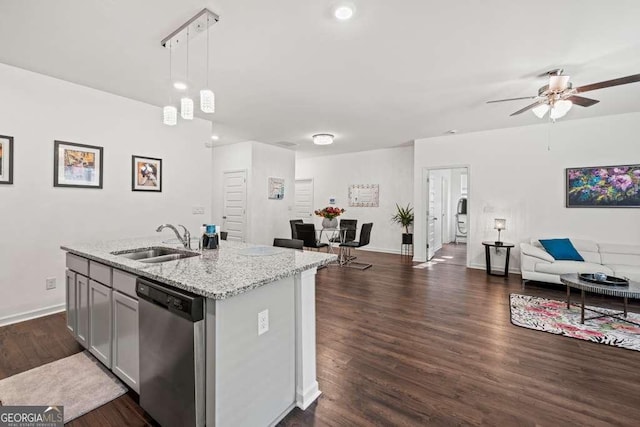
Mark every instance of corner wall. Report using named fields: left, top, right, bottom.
left=413, top=112, right=640, bottom=271
left=0, top=63, right=212, bottom=324
left=296, top=146, right=414, bottom=253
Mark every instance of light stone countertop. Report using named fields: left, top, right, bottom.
left=61, top=236, right=336, bottom=299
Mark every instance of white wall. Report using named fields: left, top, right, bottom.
left=296, top=146, right=414, bottom=253
left=413, top=112, right=640, bottom=272
left=0, top=63, right=211, bottom=324
left=211, top=141, right=295, bottom=246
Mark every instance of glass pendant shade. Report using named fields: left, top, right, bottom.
left=200, top=89, right=215, bottom=113
left=549, top=100, right=573, bottom=120
left=181, top=97, right=194, bottom=120
left=532, top=104, right=549, bottom=118
left=163, top=106, right=177, bottom=126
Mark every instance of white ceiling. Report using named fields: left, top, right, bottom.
left=1, top=0, right=639, bottom=157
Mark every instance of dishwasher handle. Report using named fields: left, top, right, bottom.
left=136, top=278, right=204, bottom=322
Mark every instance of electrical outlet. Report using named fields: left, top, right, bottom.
left=192, top=206, right=205, bottom=215
left=46, top=278, right=56, bottom=290
left=258, top=309, right=269, bottom=335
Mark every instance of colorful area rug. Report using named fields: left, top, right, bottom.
left=510, top=294, right=640, bottom=352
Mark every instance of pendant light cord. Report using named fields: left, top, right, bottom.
left=169, top=41, right=173, bottom=103
left=186, top=28, right=190, bottom=87
left=206, top=15, right=210, bottom=87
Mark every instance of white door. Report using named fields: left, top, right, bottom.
left=441, top=177, right=449, bottom=244
left=223, top=170, right=247, bottom=242
left=294, top=179, right=314, bottom=220
left=427, top=175, right=436, bottom=260
left=432, top=175, right=443, bottom=254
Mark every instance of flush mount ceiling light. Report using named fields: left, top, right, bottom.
left=334, top=5, right=355, bottom=20
left=312, top=134, right=334, bottom=145
left=161, top=8, right=219, bottom=126
left=210, top=135, right=219, bottom=141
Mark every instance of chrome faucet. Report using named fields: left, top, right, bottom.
left=156, top=224, right=191, bottom=249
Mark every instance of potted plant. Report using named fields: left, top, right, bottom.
left=391, top=203, right=414, bottom=244
left=314, top=206, right=345, bottom=229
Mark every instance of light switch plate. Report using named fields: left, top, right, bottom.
left=192, top=206, right=205, bottom=215
left=258, top=309, right=269, bottom=335
left=46, top=278, right=56, bottom=290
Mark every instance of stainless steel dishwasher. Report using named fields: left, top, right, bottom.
left=136, top=278, right=205, bottom=427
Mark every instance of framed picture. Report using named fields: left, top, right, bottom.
left=132, top=155, right=162, bottom=192
left=566, top=164, right=640, bottom=208
left=54, top=140, right=103, bottom=188
left=349, top=184, right=380, bottom=207
left=268, top=177, right=284, bottom=199
left=0, top=135, right=14, bottom=185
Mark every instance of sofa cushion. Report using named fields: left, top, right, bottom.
left=599, top=243, right=640, bottom=266
left=520, top=243, right=555, bottom=262
left=539, top=238, right=584, bottom=261
left=605, top=265, right=640, bottom=282
left=535, top=261, right=612, bottom=276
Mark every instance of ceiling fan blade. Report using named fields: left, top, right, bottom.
left=486, top=96, right=537, bottom=104
left=566, top=95, right=600, bottom=107
left=575, top=74, right=640, bottom=93
left=510, top=101, right=544, bottom=116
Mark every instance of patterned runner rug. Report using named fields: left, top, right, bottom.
left=510, top=294, right=640, bottom=352
left=0, top=351, right=127, bottom=422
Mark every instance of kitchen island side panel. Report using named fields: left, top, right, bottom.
left=209, top=276, right=296, bottom=426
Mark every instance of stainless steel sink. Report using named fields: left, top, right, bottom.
left=112, top=247, right=200, bottom=263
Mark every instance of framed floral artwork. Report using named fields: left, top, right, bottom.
left=0, top=135, right=14, bottom=185
left=132, top=155, right=162, bottom=192
left=54, top=140, right=103, bottom=188
left=566, top=164, right=640, bottom=208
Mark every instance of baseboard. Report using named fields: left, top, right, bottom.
left=0, top=303, right=66, bottom=327
left=469, top=262, right=521, bottom=276
left=358, top=246, right=402, bottom=255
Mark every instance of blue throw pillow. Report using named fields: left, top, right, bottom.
left=538, top=238, right=584, bottom=262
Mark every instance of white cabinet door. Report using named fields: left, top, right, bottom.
left=65, top=270, right=76, bottom=335
left=76, top=275, right=90, bottom=349
left=112, top=291, right=139, bottom=393
left=89, top=279, right=112, bottom=368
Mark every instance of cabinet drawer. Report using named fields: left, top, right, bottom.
left=66, top=253, right=89, bottom=276
left=113, top=269, right=138, bottom=299
left=90, top=260, right=112, bottom=287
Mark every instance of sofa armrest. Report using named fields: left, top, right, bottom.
left=520, top=243, right=555, bottom=262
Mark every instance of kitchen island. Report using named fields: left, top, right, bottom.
left=61, top=237, right=335, bottom=427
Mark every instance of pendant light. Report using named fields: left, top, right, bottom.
left=163, top=41, right=177, bottom=126
left=200, top=14, right=215, bottom=113
left=181, top=27, right=194, bottom=120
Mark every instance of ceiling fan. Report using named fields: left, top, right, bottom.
left=487, top=69, right=640, bottom=120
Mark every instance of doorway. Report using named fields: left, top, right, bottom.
left=223, top=170, right=247, bottom=242
left=425, top=167, right=468, bottom=267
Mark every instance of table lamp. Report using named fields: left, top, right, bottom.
left=494, top=218, right=506, bottom=245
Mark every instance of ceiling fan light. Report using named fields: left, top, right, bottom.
left=200, top=89, right=215, bottom=113
left=555, top=99, right=573, bottom=113
left=532, top=104, right=549, bottom=119
left=549, top=75, right=570, bottom=92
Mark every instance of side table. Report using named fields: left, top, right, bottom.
left=482, top=241, right=515, bottom=277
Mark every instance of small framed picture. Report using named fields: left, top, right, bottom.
left=0, top=135, right=14, bottom=185
left=54, top=140, right=103, bottom=188
left=132, top=155, right=162, bottom=192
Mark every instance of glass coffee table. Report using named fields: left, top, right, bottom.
left=560, top=273, right=640, bottom=325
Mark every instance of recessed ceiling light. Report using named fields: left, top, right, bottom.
left=312, top=134, right=334, bottom=145
left=211, top=135, right=220, bottom=141
left=446, top=129, right=458, bottom=134
left=334, top=5, right=354, bottom=20
left=173, top=81, right=188, bottom=90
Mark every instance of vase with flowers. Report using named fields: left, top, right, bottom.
left=314, top=206, right=345, bottom=229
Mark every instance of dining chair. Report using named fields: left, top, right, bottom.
left=339, top=223, right=373, bottom=269
left=290, top=219, right=304, bottom=239
left=273, top=238, right=304, bottom=250
left=329, top=219, right=357, bottom=243
left=295, top=223, right=329, bottom=251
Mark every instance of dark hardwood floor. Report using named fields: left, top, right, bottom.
left=2, top=251, right=639, bottom=426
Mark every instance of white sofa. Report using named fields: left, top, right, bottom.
left=520, top=239, right=640, bottom=285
